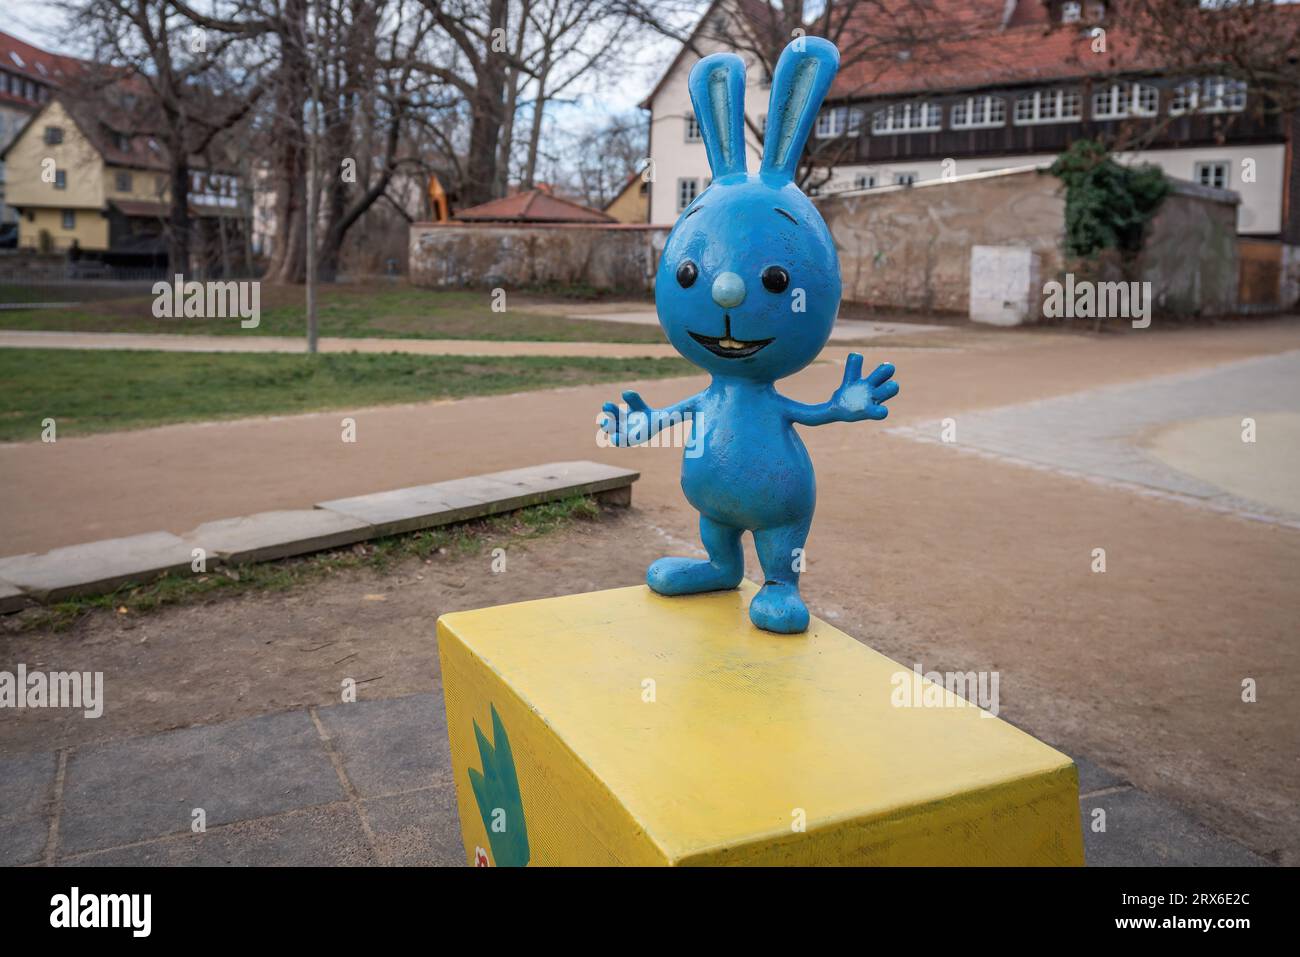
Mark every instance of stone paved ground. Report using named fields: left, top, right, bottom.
left=887, top=350, right=1300, bottom=527
left=0, top=691, right=1267, bottom=867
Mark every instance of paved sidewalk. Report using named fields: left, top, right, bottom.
left=0, top=329, right=681, bottom=358
left=888, top=350, right=1300, bottom=526
left=0, top=690, right=1266, bottom=867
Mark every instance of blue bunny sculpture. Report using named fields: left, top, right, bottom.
left=599, top=36, right=898, bottom=634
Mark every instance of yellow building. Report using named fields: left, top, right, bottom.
left=602, top=172, right=649, bottom=224
left=1, top=96, right=242, bottom=260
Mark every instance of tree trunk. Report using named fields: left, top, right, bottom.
left=460, top=0, right=509, bottom=206
left=522, top=64, right=550, bottom=189
left=265, top=0, right=309, bottom=284
left=167, top=150, right=191, bottom=276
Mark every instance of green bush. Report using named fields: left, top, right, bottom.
left=1049, top=139, right=1171, bottom=260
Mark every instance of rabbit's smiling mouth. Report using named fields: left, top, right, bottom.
left=688, top=315, right=774, bottom=358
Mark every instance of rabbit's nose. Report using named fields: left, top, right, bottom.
left=711, top=272, right=746, bottom=309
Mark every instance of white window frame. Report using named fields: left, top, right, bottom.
left=676, top=177, right=699, bottom=213
left=814, top=106, right=862, bottom=139
left=951, top=95, right=1006, bottom=130
left=1193, top=161, right=1229, bottom=190
left=685, top=114, right=701, bottom=143
left=1013, top=89, right=1082, bottom=125
left=1171, top=77, right=1247, bottom=116
left=1062, top=2, right=1082, bottom=24
left=1092, top=82, right=1158, bottom=120
left=871, top=102, right=941, bottom=135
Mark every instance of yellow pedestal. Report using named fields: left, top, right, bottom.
left=437, top=582, right=1084, bottom=866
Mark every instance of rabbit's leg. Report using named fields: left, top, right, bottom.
left=646, top=514, right=744, bottom=596
left=750, top=519, right=812, bottom=634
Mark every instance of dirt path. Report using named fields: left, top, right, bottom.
left=3, top=317, right=1299, bottom=863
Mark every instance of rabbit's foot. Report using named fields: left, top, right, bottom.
left=646, top=557, right=742, bottom=596
left=748, top=581, right=809, bottom=634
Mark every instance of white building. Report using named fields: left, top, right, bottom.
left=640, top=0, right=1296, bottom=240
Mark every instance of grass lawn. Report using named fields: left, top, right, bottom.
left=0, top=283, right=667, bottom=343
left=0, top=348, right=693, bottom=441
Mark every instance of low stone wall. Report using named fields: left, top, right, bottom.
left=817, top=166, right=1066, bottom=315
left=408, top=222, right=669, bottom=294
left=1138, top=181, right=1239, bottom=317
left=818, top=166, right=1242, bottom=318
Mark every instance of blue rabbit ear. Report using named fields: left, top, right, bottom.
left=760, top=36, right=840, bottom=183
left=687, top=52, right=748, bottom=180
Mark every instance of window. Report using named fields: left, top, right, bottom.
left=894, top=172, right=917, bottom=186
left=61, top=210, right=75, bottom=229
left=871, top=102, right=941, bottom=135
left=1194, top=161, right=1229, bottom=190
left=1062, top=2, right=1082, bottom=23
left=115, top=172, right=133, bottom=193
left=677, top=177, right=699, bottom=212
left=54, top=170, right=66, bottom=189
left=1013, top=89, right=1081, bottom=125
left=951, top=95, right=1006, bottom=129
left=44, top=125, right=63, bottom=145
left=1086, top=1, right=1106, bottom=21
left=815, top=106, right=862, bottom=138
left=1171, top=77, right=1247, bottom=115
left=1092, top=82, right=1158, bottom=120
left=853, top=173, right=877, bottom=189
left=685, top=114, right=701, bottom=143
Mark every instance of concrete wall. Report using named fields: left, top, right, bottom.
left=819, top=166, right=1241, bottom=318
left=1138, top=181, right=1239, bottom=316
left=815, top=144, right=1285, bottom=237
left=818, top=166, right=1066, bottom=315
left=408, top=222, right=670, bottom=293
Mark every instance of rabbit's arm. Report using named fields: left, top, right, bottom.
left=782, top=354, right=897, bottom=426
left=599, top=390, right=702, bottom=447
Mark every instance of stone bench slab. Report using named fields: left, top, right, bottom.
left=0, top=462, right=640, bottom=608
left=185, top=509, right=373, bottom=564
left=0, top=532, right=194, bottom=602
left=318, top=461, right=639, bottom=537
left=0, top=579, right=26, bottom=614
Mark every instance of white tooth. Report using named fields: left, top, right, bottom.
left=720, top=338, right=742, bottom=349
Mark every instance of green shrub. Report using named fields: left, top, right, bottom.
left=1049, top=139, right=1171, bottom=260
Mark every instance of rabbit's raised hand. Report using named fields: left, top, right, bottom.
left=831, top=354, right=898, bottom=421
left=599, top=391, right=653, bottom=447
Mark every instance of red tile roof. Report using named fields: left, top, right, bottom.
left=642, top=1, right=1296, bottom=109
left=454, top=188, right=614, bottom=223
left=829, top=1, right=1157, bottom=100
left=0, top=29, right=85, bottom=109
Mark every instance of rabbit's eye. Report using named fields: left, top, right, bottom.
left=762, top=265, right=790, bottom=293
left=676, top=260, right=698, bottom=288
